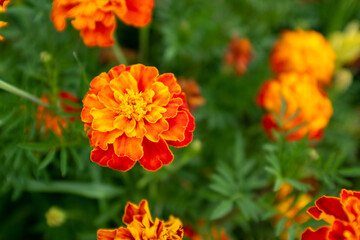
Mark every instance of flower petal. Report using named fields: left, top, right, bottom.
left=157, top=73, right=182, bottom=96
left=97, top=229, right=117, bottom=240
left=301, top=227, right=329, bottom=240
left=167, top=109, right=195, bottom=147
left=145, top=105, right=166, bottom=123
left=163, top=97, right=183, bottom=118
left=113, top=115, right=136, bottom=133
left=151, top=82, right=170, bottom=106
left=90, top=129, right=123, bottom=150
left=107, top=156, right=137, bottom=172
left=123, top=199, right=153, bottom=225
left=110, top=71, right=138, bottom=96
left=98, top=85, right=119, bottom=111
left=139, top=137, right=174, bottom=171
left=161, top=111, right=188, bottom=142
left=113, top=134, right=143, bottom=161
left=90, top=108, right=117, bottom=132
left=128, top=64, right=158, bottom=92
left=90, top=72, right=111, bottom=94
left=108, top=64, right=126, bottom=79
left=315, top=196, right=349, bottom=222
left=144, top=118, right=169, bottom=142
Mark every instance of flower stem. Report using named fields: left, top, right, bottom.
left=112, top=40, right=128, bottom=65
left=0, top=79, right=48, bottom=107
left=139, top=26, right=150, bottom=63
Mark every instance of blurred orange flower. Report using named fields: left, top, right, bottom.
left=36, top=91, right=81, bottom=137
left=0, top=0, right=10, bottom=12
left=224, top=36, right=253, bottom=75
left=178, top=78, right=205, bottom=112
left=256, top=72, right=333, bottom=141
left=0, top=0, right=9, bottom=41
left=275, top=183, right=313, bottom=239
left=301, top=189, right=360, bottom=240
left=97, top=199, right=184, bottom=240
left=81, top=64, right=195, bottom=172
left=271, top=30, right=335, bottom=85
left=184, top=224, right=229, bottom=240
left=51, top=0, right=154, bottom=47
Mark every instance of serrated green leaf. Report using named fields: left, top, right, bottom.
left=210, top=200, right=233, bottom=220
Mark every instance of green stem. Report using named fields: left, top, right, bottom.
left=112, top=41, right=128, bottom=65
left=0, top=79, right=48, bottom=107
left=139, top=26, right=150, bottom=63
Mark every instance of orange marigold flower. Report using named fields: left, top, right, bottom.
left=178, top=78, right=205, bottom=112
left=0, top=0, right=10, bottom=12
left=81, top=64, right=195, bottom=172
left=270, top=30, right=335, bottom=85
left=184, top=224, right=229, bottom=240
left=224, top=36, right=253, bottom=76
left=36, top=91, right=81, bottom=137
left=301, top=189, right=360, bottom=240
left=256, top=72, right=333, bottom=141
left=51, top=0, right=154, bottom=47
left=97, top=199, right=184, bottom=240
left=275, top=183, right=313, bottom=240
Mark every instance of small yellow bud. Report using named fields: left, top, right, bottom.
left=45, top=206, right=66, bottom=227
left=40, top=51, right=52, bottom=63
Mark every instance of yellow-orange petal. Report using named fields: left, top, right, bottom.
left=97, top=85, right=119, bottom=111
left=113, top=115, right=136, bottom=133
left=145, top=105, right=166, bottom=123
left=161, top=111, right=188, bottom=142
left=151, top=82, right=171, bottom=106
left=90, top=108, right=117, bottom=132
left=97, top=229, right=117, bottom=240
left=129, top=64, right=159, bottom=92
left=144, top=118, right=169, bottom=142
left=162, top=97, right=183, bottom=118
left=157, top=73, right=182, bottom=96
left=90, top=129, right=123, bottom=150
left=113, top=134, right=143, bottom=160
left=123, top=199, right=153, bottom=225
left=110, top=71, right=138, bottom=96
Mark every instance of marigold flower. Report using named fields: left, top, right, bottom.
left=224, top=36, right=253, bottom=76
left=256, top=72, right=333, bottom=141
left=81, top=64, right=195, bottom=172
left=51, top=0, right=154, bottom=47
left=97, top=199, right=184, bottom=240
left=36, top=91, right=81, bottom=137
left=184, top=223, right=229, bottom=240
left=271, top=30, right=335, bottom=85
left=301, top=189, right=360, bottom=240
left=178, top=78, right=205, bottom=112
left=275, top=183, right=313, bottom=239
left=0, top=0, right=10, bottom=12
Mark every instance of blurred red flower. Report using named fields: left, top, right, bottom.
left=224, top=36, right=253, bottom=76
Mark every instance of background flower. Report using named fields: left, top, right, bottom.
left=270, top=30, right=335, bottom=85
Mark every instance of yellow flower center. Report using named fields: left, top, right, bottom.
left=118, top=89, right=153, bottom=121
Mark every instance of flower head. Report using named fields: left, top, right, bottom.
left=178, top=78, right=205, bottom=112
left=224, top=36, right=253, bottom=76
left=271, top=30, right=335, bottom=85
left=45, top=206, right=66, bottom=227
left=81, top=64, right=195, bottom=172
left=184, top=222, right=229, bottom=240
left=36, top=91, right=81, bottom=137
left=329, top=21, right=360, bottom=69
left=97, top=199, right=184, bottom=240
left=0, top=0, right=10, bottom=12
left=256, top=72, right=333, bottom=141
left=51, top=0, right=154, bottom=47
left=301, top=189, right=360, bottom=240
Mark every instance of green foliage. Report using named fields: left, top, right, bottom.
left=1, top=0, right=360, bottom=239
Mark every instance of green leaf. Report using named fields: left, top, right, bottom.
left=25, top=180, right=123, bottom=199
left=19, top=142, right=55, bottom=151
left=69, top=147, right=84, bottom=170
left=60, top=148, right=68, bottom=177
left=275, top=217, right=287, bottom=236
left=210, top=200, right=233, bottom=220
left=38, top=150, right=56, bottom=171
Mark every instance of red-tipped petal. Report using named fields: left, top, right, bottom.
left=301, top=227, right=329, bottom=240
left=139, top=137, right=174, bottom=171
left=315, top=196, right=349, bottom=222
